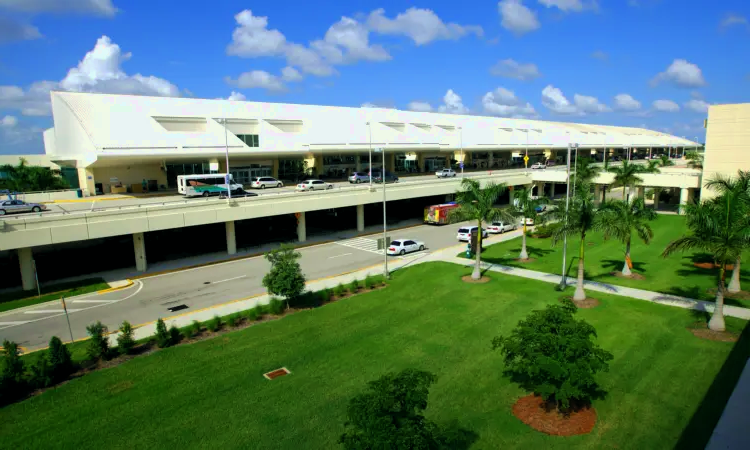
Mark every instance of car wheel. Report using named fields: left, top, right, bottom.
left=277, top=183, right=282, bottom=188
left=355, top=179, right=361, bottom=184
left=400, top=249, right=405, bottom=255
left=32, top=206, right=41, bottom=212
left=202, top=191, right=210, bottom=197
left=453, top=173, right=456, bottom=177
left=419, top=245, right=424, bottom=251
left=327, top=185, right=333, bottom=190
left=0, top=209, right=5, bottom=215
left=261, top=184, right=266, bottom=189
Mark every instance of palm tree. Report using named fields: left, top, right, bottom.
left=597, top=197, right=657, bottom=276
left=0, top=157, right=69, bottom=192
left=573, top=157, right=601, bottom=186
left=663, top=197, right=750, bottom=331
left=685, top=151, right=704, bottom=169
left=450, top=178, right=515, bottom=279
left=548, top=181, right=600, bottom=302
left=703, top=171, right=750, bottom=293
left=510, top=186, right=548, bottom=260
left=607, top=160, right=644, bottom=201
left=657, top=154, right=675, bottom=168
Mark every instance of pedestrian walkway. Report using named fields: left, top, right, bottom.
left=335, top=236, right=383, bottom=255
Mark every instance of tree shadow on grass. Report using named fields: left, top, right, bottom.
left=481, top=245, right=554, bottom=265
left=436, top=421, right=479, bottom=450
left=674, top=320, right=750, bottom=449
left=598, top=259, right=648, bottom=274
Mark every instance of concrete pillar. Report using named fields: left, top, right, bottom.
left=653, top=189, right=660, bottom=210
left=355, top=155, right=363, bottom=172
left=679, top=188, right=690, bottom=215
left=17, top=247, right=36, bottom=291
left=417, top=153, right=425, bottom=172
left=594, top=185, right=601, bottom=204
left=226, top=221, right=237, bottom=255
left=488, top=152, right=494, bottom=170
left=297, top=211, right=306, bottom=242
left=356, top=204, right=364, bottom=232
left=77, top=168, right=96, bottom=197
left=537, top=182, right=546, bottom=197
left=133, top=232, right=147, bottom=272
left=272, top=159, right=279, bottom=178
left=549, top=182, right=556, bottom=198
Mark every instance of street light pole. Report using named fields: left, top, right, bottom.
left=560, top=142, right=574, bottom=289
left=375, top=148, right=389, bottom=279
left=459, top=126, right=464, bottom=177
left=367, top=122, right=373, bottom=188
left=223, top=118, right=232, bottom=199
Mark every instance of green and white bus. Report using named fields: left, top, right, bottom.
left=177, top=174, right=244, bottom=197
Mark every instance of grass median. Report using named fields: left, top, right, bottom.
left=0, top=262, right=746, bottom=449
left=0, top=278, right=110, bottom=313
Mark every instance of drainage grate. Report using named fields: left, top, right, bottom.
left=263, top=367, right=291, bottom=380
left=167, top=304, right=189, bottom=312
left=203, top=281, right=211, bottom=285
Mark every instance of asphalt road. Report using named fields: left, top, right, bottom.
left=0, top=220, right=527, bottom=351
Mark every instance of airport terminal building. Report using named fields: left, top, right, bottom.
left=29, top=91, right=697, bottom=196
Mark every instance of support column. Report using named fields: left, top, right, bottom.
left=549, top=182, right=556, bottom=198
left=679, top=188, right=690, bottom=215
left=133, top=232, right=147, bottom=272
left=77, top=168, right=96, bottom=197
left=355, top=155, right=363, bottom=172
left=17, top=247, right=36, bottom=291
left=488, top=152, right=494, bottom=170
left=594, top=185, right=601, bottom=205
left=297, top=211, right=306, bottom=242
left=226, top=221, right=237, bottom=255
left=356, top=204, right=364, bottom=232
left=653, top=189, right=660, bottom=210
left=272, top=159, right=279, bottom=178
left=537, top=182, right=546, bottom=197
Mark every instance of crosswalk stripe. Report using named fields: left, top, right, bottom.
left=335, top=237, right=384, bottom=255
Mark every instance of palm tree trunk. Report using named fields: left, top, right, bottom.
left=708, top=267, right=727, bottom=332
left=622, top=239, right=632, bottom=276
left=574, top=235, right=586, bottom=302
left=472, top=220, right=482, bottom=280
left=727, top=258, right=741, bottom=293
left=601, top=186, right=607, bottom=203
left=519, top=223, right=529, bottom=260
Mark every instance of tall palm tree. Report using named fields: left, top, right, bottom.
left=703, top=171, right=750, bottom=293
left=449, top=178, right=515, bottom=279
left=657, top=154, right=675, bottom=168
left=597, top=197, right=657, bottom=276
left=684, top=151, right=704, bottom=169
left=510, top=186, right=548, bottom=260
left=607, top=160, right=644, bottom=201
left=663, top=197, right=750, bottom=331
left=573, top=157, right=601, bottom=186
left=548, top=181, right=600, bottom=302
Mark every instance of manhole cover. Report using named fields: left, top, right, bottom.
left=263, top=367, right=291, bottom=380
left=167, top=304, right=189, bottom=312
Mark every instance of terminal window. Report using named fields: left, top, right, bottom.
left=236, top=134, right=260, bottom=147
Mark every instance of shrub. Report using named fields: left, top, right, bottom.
left=85, top=321, right=110, bottom=361
left=246, top=308, right=259, bottom=322
left=319, top=288, right=331, bottom=303
left=117, top=321, right=136, bottom=355
left=340, top=369, right=441, bottom=449
left=207, top=315, right=223, bottom=332
left=169, top=325, right=181, bottom=346
left=268, top=298, right=285, bottom=316
left=29, top=354, right=53, bottom=389
left=190, top=320, right=202, bottom=336
left=262, top=245, right=306, bottom=308
left=181, top=327, right=194, bottom=340
left=333, top=283, right=345, bottom=297
left=47, top=336, right=73, bottom=382
left=348, top=279, right=359, bottom=293
left=155, top=318, right=171, bottom=348
left=364, top=276, right=374, bottom=290
left=531, top=221, right=561, bottom=239
left=227, top=313, right=238, bottom=328
left=0, top=340, right=27, bottom=404
left=491, top=299, right=614, bottom=413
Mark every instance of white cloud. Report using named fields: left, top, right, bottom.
left=366, top=8, right=483, bottom=45
left=360, top=102, right=378, bottom=108
left=1, top=115, right=18, bottom=127
left=498, top=0, right=540, bottom=35
left=407, top=101, right=433, bottom=112
left=437, top=89, right=469, bottom=114
left=652, top=99, right=680, bottom=112
left=281, top=66, right=303, bottom=82
left=490, top=59, right=541, bottom=81
left=0, top=16, right=42, bottom=43
left=0, top=0, right=118, bottom=16
left=482, top=87, right=537, bottom=117
left=651, top=59, right=706, bottom=88
left=321, top=16, right=390, bottom=62
left=226, top=91, right=246, bottom=101
left=227, top=70, right=286, bottom=92
left=684, top=99, right=709, bottom=113
left=720, top=14, right=749, bottom=30
left=541, top=85, right=610, bottom=115
left=226, top=10, right=287, bottom=58
left=0, top=36, right=181, bottom=116
left=538, top=0, right=585, bottom=11
left=591, top=50, right=608, bottom=61
left=613, top=93, right=641, bottom=111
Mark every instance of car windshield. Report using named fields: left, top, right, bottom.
left=457, top=228, right=469, bottom=233
left=491, top=222, right=503, bottom=226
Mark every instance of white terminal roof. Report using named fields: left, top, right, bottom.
left=49, top=91, right=699, bottom=162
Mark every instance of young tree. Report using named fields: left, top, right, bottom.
left=0, top=340, right=27, bottom=404
left=492, top=299, right=613, bottom=413
left=263, top=245, right=306, bottom=309
left=597, top=197, right=657, bottom=276
left=663, top=197, right=750, bottom=331
left=685, top=151, right=704, bottom=169
left=155, top=318, right=171, bottom=348
left=449, top=178, right=515, bottom=279
left=510, top=185, right=548, bottom=260
left=85, top=321, right=109, bottom=361
left=607, top=159, right=645, bottom=201
left=548, top=181, right=600, bottom=302
left=657, top=154, right=675, bottom=168
left=47, top=336, right=74, bottom=382
left=340, top=369, right=441, bottom=449
left=117, top=321, right=136, bottom=354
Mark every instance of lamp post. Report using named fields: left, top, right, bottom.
left=459, top=126, right=464, bottom=177
left=560, top=142, right=577, bottom=289
left=367, top=122, right=373, bottom=188
left=374, top=147, right=388, bottom=279
left=222, top=118, right=232, bottom=199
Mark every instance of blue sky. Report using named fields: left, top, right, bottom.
left=1, top=0, right=748, bottom=154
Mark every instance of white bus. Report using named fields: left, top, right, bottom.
left=177, top=174, right=244, bottom=197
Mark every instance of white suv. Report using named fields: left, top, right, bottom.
left=457, top=226, right=488, bottom=242
left=250, top=177, right=283, bottom=189
left=436, top=168, right=457, bottom=178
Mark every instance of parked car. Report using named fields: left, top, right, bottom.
left=435, top=168, right=457, bottom=178
left=456, top=226, right=488, bottom=242
left=530, top=162, right=546, bottom=170
left=523, top=217, right=535, bottom=226
left=487, top=221, right=517, bottom=234
left=372, top=171, right=399, bottom=183
left=348, top=172, right=370, bottom=183
left=0, top=199, right=48, bottom=215
left=295, top=180, right=333, bottom=192
left=250, top=176, right=283, bottom=189
left=535, top=205, right=547, bottom=213
left=386, top=239, right=425, bottom=256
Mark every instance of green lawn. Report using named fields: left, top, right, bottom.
left=475, top=214, right=750, bottom=307
left=0, top=262, right=747, bottom=450
left=0, top=278, right=110, bottom=313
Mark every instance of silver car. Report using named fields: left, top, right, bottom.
left=0, top=199, right=48, bottom=215
left=296, top=179, right=333, bottom=192
left=348, top=172, right=370, bottom=183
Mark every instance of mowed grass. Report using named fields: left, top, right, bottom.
left=477, top=214, right=750, bottom=307
left=0, top=278, right=110, bottom=313
left=0, top=262, right=747, bottom=450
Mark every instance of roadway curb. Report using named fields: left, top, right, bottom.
left=96, top=279, right=134, bottom=294
left=0, top=280, right=126, bottom=318
left=43, top=196, right=135, bottom=204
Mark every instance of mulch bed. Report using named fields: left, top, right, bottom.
left=562, top=296, right=600, bottom=309
left=694, top=262, right=735, bottom=271
left=688, top=324, right=739, bottom=342
left=461, top=275, right=491, bottom=283
left=515, top=258, right=537, bottom=263
left=512, top=395, right=597, bottom=436
left=610, top=271, right=646, bottom=280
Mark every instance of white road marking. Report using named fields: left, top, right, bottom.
left=0, top=321, right=30, bottom=326
left=25, top=309, right=84, bottom=314
left=336, top=237, right=384, bottom=255
left=71, top=299, right=118, bottom=304
left=211, top=275, right=247, bottom=284
left=328, top=252, right=352, bottom=259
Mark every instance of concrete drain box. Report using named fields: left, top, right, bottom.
left=263, top=367, right=291, bottom=380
